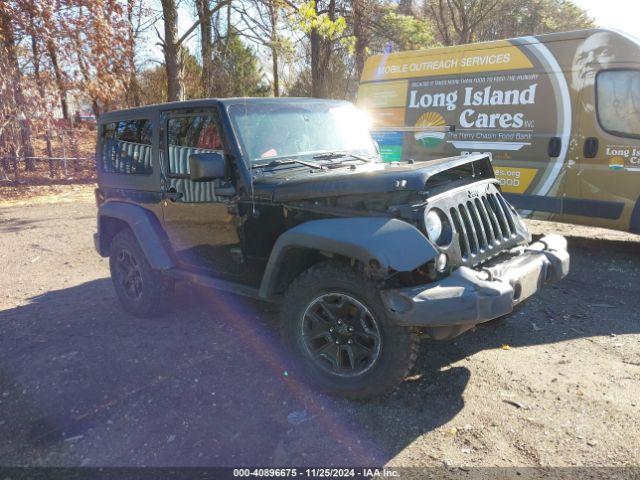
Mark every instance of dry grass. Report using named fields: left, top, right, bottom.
left=0, top=183, right=96, bottom=207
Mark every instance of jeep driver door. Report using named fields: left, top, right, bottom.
left=160, top=109, right=242, bottom=276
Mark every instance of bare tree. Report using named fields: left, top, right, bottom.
left=0, top=6, right=36, bottom=170
left=125, top=0, right=155, bottom=106
left=159, top=0, right=230, bottom=101
left=286, top=0, right=348, bottom=98
left=472, top=0, right=595, bottom=41
left=234, top=0, right=286, bottom=96
left=425, top=0, right=595, bottom=45
left=266, top=0, right=280, bottom=96
left=351, top=0, right=376, bottom=78
left=26, top=5, right=55, bottom=176
left=160, top=0, right=183, bottom=100
left=195, top=0, right=215, bottom=96
left=426, top=0, right=500, bottom=45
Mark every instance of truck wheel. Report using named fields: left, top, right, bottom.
left=280, top=262, right=419, bottom=400
left=109, top=229, right=174, bottom=318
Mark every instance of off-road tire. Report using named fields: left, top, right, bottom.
left=280, top=261, right=419, bottom=400
left=109, top=229, right=174, bottom=318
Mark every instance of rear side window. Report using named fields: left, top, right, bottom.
left=101, top=119, right=153, bottom=174
left=596, top=70, right=640, bottom=138
left=167, top=115, right=223, bottom=175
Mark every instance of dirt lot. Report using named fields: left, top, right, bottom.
left=1, top=186, right=639, bottom=469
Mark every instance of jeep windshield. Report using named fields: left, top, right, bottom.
left=227, top=101, right=378, bottom=166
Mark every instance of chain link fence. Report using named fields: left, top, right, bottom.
left=0, top=128, right=96, bottom=184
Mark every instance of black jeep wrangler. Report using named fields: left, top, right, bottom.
left=94, top=98, right=569, bottom=399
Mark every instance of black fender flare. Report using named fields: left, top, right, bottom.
left=97, top=201, right=174, bottom=270
left=258, top=217, right=438, bottom=300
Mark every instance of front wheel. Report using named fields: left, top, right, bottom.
left=280, top=262, right=419, bottom=400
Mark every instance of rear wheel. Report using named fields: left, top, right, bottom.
left=280, top=262, right=419, bottom=399
left=109, top=229, right=174, bottom=318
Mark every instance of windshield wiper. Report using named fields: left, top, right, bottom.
left=311, top=151, right=374, bottom=163
left=252, top=158, right=323, bottom=170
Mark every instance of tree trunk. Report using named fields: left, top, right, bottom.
left=29, top=18, right=56, bottom=177
left=196, top=0, right=214, bottom=97
left=0, top=132, right=10, bottom=181
left=311, top=0, right=337, bottom=98
left=310, top=28, right=323, bottom=98
left=269, top=1, right=279, bottom=97
left=398, top=0, right=413, bottom=15
left=1, top=11, right=35, bottom=170
left=46, top=39, right=70, bottom=121
left=8, top=126, right=19, bottom=181
left=126, top=0, right=142, bottom=106
left=271, top=46, right=279, bottom=97
left=127, top=63, right=142, bottom=107
left=352, top=0, right=367, bottom=78
left=71, top=29, right=101, bottom=116
left=161, top=0, right=184, bottom=101
left=430, top=0, right=453, bottom=46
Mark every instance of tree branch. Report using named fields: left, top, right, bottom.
left=176, top=0, right=232, bottom=47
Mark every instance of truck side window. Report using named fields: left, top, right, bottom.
left=597, top=70, right=640, bottom=138
left=101, top=119, right=152, bottom=174
left=167, top=116, right=222, bottom=175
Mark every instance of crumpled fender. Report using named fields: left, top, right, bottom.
left=259, top=217, right=438, bottom=300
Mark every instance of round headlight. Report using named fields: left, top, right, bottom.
left=424, top=209, right=443, bottom=242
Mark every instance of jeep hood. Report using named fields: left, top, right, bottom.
left=251, top=153, right=494, bottom=202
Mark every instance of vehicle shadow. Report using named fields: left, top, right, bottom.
left=0, top=238, right=638, bottom=467
left=0, top=278, right=468, bottom=467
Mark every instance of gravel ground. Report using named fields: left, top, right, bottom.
left=0, top=189, right=639, bottom=468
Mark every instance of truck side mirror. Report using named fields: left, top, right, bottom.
left=189, top=152, right=226, bottom=182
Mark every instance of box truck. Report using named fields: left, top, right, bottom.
left=357, top=29, right=640, bottom=233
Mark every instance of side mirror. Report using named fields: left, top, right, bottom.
left=189, top=152, right=226, bottom=182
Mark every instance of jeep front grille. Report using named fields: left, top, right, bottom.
left=446, top=188, right=522, bottom=266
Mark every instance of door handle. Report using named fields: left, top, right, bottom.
left=548, top=137, right=562, bottom=158
left=164, top=187, right=183, bottom=202
left=584, top=137, right=599, bottom=158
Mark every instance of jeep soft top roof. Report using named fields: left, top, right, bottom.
left=97, top=97, right=351, bottom=124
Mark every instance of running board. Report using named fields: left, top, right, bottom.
left=167, top=269, right=263, bottom=300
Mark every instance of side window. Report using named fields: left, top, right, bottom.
left=101, top=119, right=153, bottom=174
left=597, top=70, right=640, bottom=138
left=167, top=115, right=223, bottom=175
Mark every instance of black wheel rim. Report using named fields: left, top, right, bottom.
left=115, top=249, right=143, bottom=300
left=300, top=293, right=382, bottom=377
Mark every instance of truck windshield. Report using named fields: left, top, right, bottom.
left=228, top=102, right=378, bottom=164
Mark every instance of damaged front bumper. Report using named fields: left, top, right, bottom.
left=380, top=235, right=569, bottom=336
